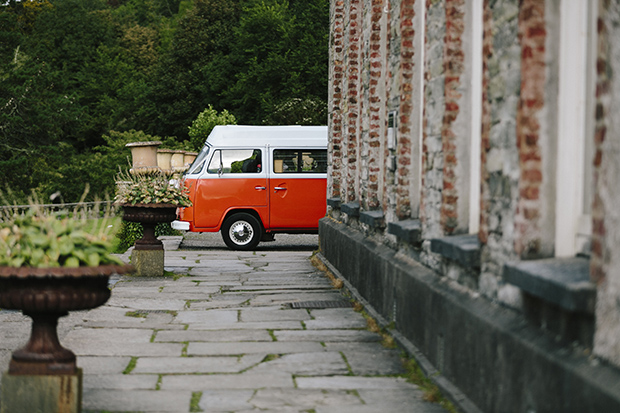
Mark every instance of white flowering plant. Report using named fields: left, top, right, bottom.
left=114, top=169, right=192, bottom=207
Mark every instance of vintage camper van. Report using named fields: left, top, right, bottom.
left=172, top=125, right=328, bottom=250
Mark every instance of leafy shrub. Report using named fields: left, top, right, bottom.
left=0, top=204, right=123, bottom=268
left=188, top=105, right=237, bottom=152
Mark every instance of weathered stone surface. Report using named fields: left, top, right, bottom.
left=77, top=356, right=132, bottom=374
left=161, top=371, right=294, bottom=390
left=296, top=376, right=416, bottom=390
left=274, top=329, right=380, bottom=342
left=83, top=374, right=158, bottom=389
left=154, top=329, right=272, bottom=342
left=188, top=341, right=325, bottom=356
left=174, top=309, right=238, bottom=325
left=305, top=308, right=367, bottom=329
left=240, top=308, right=311, bottom=322
left=82, top=389, right=192, bottom=412
left=1, top=371, right=82, bottom=413
left=251, top=352, right=348, bottom=376
left=198, top=389, right=255, bottom=412
left=132, top=355, right=264, bottom=374
left=250, top=388, right=363, bottom=410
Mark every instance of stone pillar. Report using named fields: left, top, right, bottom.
left=593, top=0, right=620, bottom=369
left=1, top=370, right=82, bottom=413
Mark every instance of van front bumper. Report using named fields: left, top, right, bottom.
left=171, top=220, right=190, bottom=231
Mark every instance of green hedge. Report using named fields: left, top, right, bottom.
left=114, top=221, right=181, bottom=253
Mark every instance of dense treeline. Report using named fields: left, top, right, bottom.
left=0, top=0, right=328, bottom=202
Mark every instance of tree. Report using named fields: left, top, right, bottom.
left=188, top=105, right=236, bottom=151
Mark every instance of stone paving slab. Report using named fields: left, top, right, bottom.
left=83, top=389, right=192, bottom=412
left=132, top=354, right=264, bottom=374
left=0, top=236, right=447, bottom=413
left=77, top=356, right=132, bottom=374
left=161, top=371, right=294, bottom=390
left=250, top=352, right=349, bottom=376
left=296, top=376, right=416, bottom=390
left=188, top=320, right=304, bottom=330
left=188, top=341, right=325, bottom=356
left=154, top=329, right=273, bottom=342
left=250, top=388, right=363, bottom=411
left=83, top=374, right=159, bottom=389
left=197, top=389, right=256, bottom=411
left=240, top=307, right=312, bottom=322
left=274, top=329, right=380, bottom=342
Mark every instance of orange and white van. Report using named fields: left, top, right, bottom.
left=172, top=125, right=328, bottom=250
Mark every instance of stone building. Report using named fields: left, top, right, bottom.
left=319, top=0, right=620, bottom=411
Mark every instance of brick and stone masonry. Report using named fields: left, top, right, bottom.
left=322, top=0, right=620, bottom=411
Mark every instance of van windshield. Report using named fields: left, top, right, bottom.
left=187, top=145, right=210, bottom=175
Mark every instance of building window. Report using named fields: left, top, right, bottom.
left=555, top=0, right=596, bottom=257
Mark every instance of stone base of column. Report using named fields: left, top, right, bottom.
left=131, top=249, right=165, bottom=276
left=1, top=369, right=82, bottom=413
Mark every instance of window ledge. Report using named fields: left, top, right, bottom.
left=341, top=202, right=360, bottom=217
left=430, top=234, right=480, bottom=269
left=327, top=197, right=341, bottom=209
left=388, top=219, right=421, bottom=244
left=360, top=210, right=384, bottom=228
left=503, top=257, right=595, bottom=314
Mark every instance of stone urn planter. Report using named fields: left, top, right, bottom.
left=126, top=141, right=162, bottom=174
left=0, top=264, right=132, bottom=375
left=157, top=149, right=174, bottom=172
left=121, top=203, right=178, bottom=276
left=184, top=151, right=198, bottom=169
left=121, top=203, right=177, bottom=251
left=171, top=150, right=187, bottom=173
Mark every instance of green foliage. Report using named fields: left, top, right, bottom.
left=115, top=169, right=192, bottom=206
left=0, top=0, right=328, bottom=200
left=114, top=220, right=179, bottom=253
left=187, top=105, right=236, bottom=151
left=0, top=204, right=123, bottom=268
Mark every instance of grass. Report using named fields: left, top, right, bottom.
left=123, top=357, right=138, bottom=374
left=189, top=392, right=203, bottom=412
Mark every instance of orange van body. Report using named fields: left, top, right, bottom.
left=173, top=125, right=328, bottom=250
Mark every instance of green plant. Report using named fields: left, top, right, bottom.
left=114, top=169, right=192, bottom=207
left=0, top=203, right=123, bottom=268
left=188, top=105, right=237, bottom=151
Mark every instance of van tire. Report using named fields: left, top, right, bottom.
left=221, top=213, right=262, bottom=250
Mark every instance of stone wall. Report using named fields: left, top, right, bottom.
left=323, top=0, right=620, bottom=410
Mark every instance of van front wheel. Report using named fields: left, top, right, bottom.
left=221, top=213, right=262, bottom=250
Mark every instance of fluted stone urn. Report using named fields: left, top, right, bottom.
left=0, top=264, right=132, bottom=375
left=121, top=203, right=177, bottom=276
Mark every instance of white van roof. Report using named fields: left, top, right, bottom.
left=205, top=125, right=327, bottom=148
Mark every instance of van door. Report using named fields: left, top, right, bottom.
left=194, top=148, right=267, bottom=229
left=268, top=148, right=327, bottom=230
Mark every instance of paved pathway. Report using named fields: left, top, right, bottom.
left=1, top=236, right=446, bottom=413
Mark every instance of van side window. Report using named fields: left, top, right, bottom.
left=273, top=149, right=327, bottom=173
left=207, top=149, right=262, bottom=174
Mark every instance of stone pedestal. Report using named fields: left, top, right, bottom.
left=131, top=249, right=165, bottom=276
left=1, top=369, right=82, bottom=413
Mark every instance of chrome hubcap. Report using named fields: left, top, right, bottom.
left=230, top=221, right=253, bottom=245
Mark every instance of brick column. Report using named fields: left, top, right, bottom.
left=440, top=0, right=466, bottom=234
left=593, top=0, right=620, bottom=369
left=514, top=0, right=546, bottom=258
left=366, top=0, right=386, bottom=209
left=479, top=0, right=492, bottom=245
left=346, top=0, right=362, bottom=203
left=396, top=0, right=417, bottom=220
left=328, top=0, right=345, bottom=199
